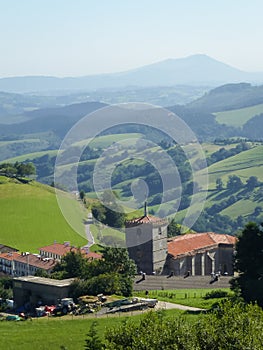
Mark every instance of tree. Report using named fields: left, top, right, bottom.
left=92, top=190, right=126, bottom=228
left=67, top=247, right=136, bottom=298
left=216, top=177, right=223, bottom=190
left=79, top=190, right=86, bottom=203
left=230, top=222, right=263, bottom=306
left=52, top=249, right=89, bottom=279
left=167, top=218, right=181, bottom=237
left=246, top=176, right=259, bottom=190
left=15, top=162, right=36, bottom=177
left=227, top=175, right=243, bottom=191
left=98, top=301, right=263, bottom=349
left=85, top=321, right=104, bottom=350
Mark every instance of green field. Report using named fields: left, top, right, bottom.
left=72, top=133, right=143, bottom=148
left=207, top=145, right=263, bottom=186
left=2, top=149, right=59, bottom=163
left=0, top=309, right=185, bottom=350
left=0, top=178, right=86, bottom=252
left=214, top=103, right=263, bottom=127
left=133, top=288, right=232, bottom=309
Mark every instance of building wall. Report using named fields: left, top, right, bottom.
left=166, top=244, right=235, bottom=276
left=13, top=279, right=72, bottom=308
left=125, top=222, right=168, bottom=274
left=0, top=259, right=14, bottom=275
left=152, top=225, right=168, bottom=274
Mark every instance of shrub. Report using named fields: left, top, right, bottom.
left=203, top=289, right=229, bottom=299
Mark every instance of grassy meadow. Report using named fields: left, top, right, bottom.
left=0, top=178, right=86, bottom=252
left=214, top=103, right=263, bottom=127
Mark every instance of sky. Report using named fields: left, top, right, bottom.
left=1, top=0, right=263, bottom=77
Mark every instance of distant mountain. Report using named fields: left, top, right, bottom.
left=1, top=55, right=263, bottom=93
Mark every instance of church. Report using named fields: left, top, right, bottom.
left=125, top=208, right=236, bottom=276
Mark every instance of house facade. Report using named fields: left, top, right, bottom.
left=0, top=252, right=56, bottom=277
left=165, top=232, right=237, bottom=276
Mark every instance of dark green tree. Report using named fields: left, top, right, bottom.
left=216, top=177, right=223, bottom=190
left=167, top=218, right=181, bottom=237
left=230, top=222, right=263, bottom=306
left=98, top=301, right=263, bottom=349
left=79, top=190, right=86, bottom=204
left=15, top=162, right=36, bottom=177
left=92, top=190, right=126, bottom=228
left=246, top=176, right=259, bottom=190
left=227, top=175, right=243, bottom=191
left=85, top=321, right=104, bottom=350
left=52, top=249, right=89, bottom=279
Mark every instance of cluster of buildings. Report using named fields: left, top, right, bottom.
left=0, top=242, right=101, bottom=277
left=1, top=211, right=237, bottom=280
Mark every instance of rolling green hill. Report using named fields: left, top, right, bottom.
left=214, top=103, right=263, bottom=127
left=207, top=145, right=263, bottom=186
left=0, top=177, right=86, bottom=252
left=2, top=136, right=263, bottom=236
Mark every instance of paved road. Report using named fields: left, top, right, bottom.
left=156, top=301, right=204, bottom=312
left=83, top=219, right=95, bottom=248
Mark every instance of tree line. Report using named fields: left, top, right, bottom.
left=0, top=162, right=36, bottom=178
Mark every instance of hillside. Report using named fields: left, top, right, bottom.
left=214, top=103, right=263, bottom=127
left=168, top=83, right=263, bottom=141
left=0, top=177, right=86, bottom=252
left=186, top=83, right=263, bottom=112
left=0, top=101, right=106, bottom=138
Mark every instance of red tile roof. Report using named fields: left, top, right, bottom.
left=39, top=243, right=74, bottom=256
left=168, top=232, right=237, bottom=258
left=0, top=252, right=20, bottom=261
left=85, top=251, right=101, bottom=259
left=39, top=243, right=101, bottom=260
left=126, top=215, right=167, bottom=227
left=14, top=254, right=56, bottom=270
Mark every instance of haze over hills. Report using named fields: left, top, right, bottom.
left=1, top=54, right=263, bottom=93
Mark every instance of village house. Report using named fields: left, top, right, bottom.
left=39, top=242, right=101, bottom=261
left=0, top=252, right=55, bottom=276
left=0, top=241, right=101, bottom=277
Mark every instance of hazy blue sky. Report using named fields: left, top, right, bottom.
left=1, top=0, right=263, bottom=77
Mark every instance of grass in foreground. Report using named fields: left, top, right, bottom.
left=0, top=309, right=185, bottom=350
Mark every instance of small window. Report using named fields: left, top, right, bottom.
left=158, top=227, right=162, bottom=235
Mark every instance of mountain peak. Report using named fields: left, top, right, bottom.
left=0, top=55, right=263, bottom=93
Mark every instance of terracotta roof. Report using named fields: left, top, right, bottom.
left=168, top=232, right=237, bottom=258
left=39, top=243, right=74, bottom=256
left=125, top=215, right=167, bottom=227
left=39, top=243, right=101, bottom=260
left=14, top=254, right=56, bottom=270
left=0, top=252, right=20, bottom=261
left=85, top=251, right=101, bottom=259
